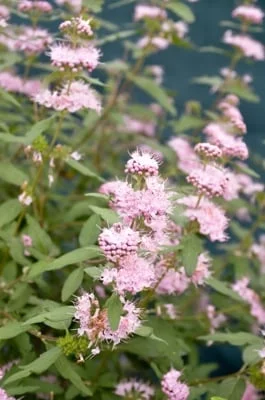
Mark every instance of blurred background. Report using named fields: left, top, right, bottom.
left=101, top=0, right=265, bottom=155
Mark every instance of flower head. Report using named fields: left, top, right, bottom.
left=125, top=149, right=160, bottom=177
left=134, top=4, right=167, bottom=21
left=232, top=5, right=264, bottom=24
left=187, top=164, right=229, bottom=198
left=223, top=30, right=265, bottom=61
left=161, top=369, right=190, bottom=400
left=115, top=379, right=155, bottom=399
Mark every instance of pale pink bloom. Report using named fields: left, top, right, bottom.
left=235, top=207, right=251, bottom=222
left=243, top=74, right=253, bottom=84
left=204, top=123, right=249, bottom=160
left=0, top=5, right=9, bottom=20
left=15, top=27, right=52, bottom=55
left=103, top=300, right=141, bottom=346
left=18, top=1, right=52, bottom=13
left=173, top=21, right=188, bottom=38
left=34, top=80, right=101, bottom=113
left=218, top=97, right=246, bottom=134
left=49, top=43, right=100, bottom=72
left=98, top=223, right=140, bottom=262
left=252, top=236, right=265, bottom=272
left=161, top=369, right=190, bottom=400
left=123, top=116, right=156, bottom=137
left=155, top=263, right=190, bottom=295
left=0, top=72, right=41, bottom=97
left=194, top=143, right=222, bottom=159
left=0, top=389, right=15, bottom=400
left=168, top=137, right=200, bottom=174
left=150, top=103, right=163, bottom=116
left=125, top=149, right=160, bottom=176
left=221, top=170, right=241, bottom=201
left=60, top=17, right=93, bottom=37
left=241, top=383, right=259, bottom=400
left=187, top=164, right=229, bottom=198
left=232, top=277, right=265, bottom=325
left=220, top=67, right=237, bottom=79
left=33, top=152, right=43, bottom=164
left=0, top=360, right=19, bottom=381
left=70, top=151, right=82, bottom=161
left=232, top=5, right=264, bottom=24
left=177, top=196, right=229, bottom=242
left=206, top=305, right=226, bottom=334
left=236, top=172, right=264, bottom=197
left=102, top=255, right=155, bottom=294
left=138, top=36, right=169, bottom=50
left=148, top=65, right=164, bottom=85
left=191, top=253, right=211, bottom=286
left=94, top=284, right=106, bottom=299
left=21, top=234, right=32, bottom=247
left=223, top=30, right=265, bottom=61
left=19, top=192, right=33, bottom=206
left=138, top=144, right=163, bottom=162
left=116, top=379, right=154, bottom=399
left=134, top=4, right=167, bottom=21
left=75, top=293, right=141, bottom=347
left=55, top=0, right=82, bottom=12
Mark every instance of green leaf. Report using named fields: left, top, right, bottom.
left=79, top=214, right=101, bottom=247
left=181, top=234, right=203, bottom=276
left=89, top=206, right=120, bottom=224
left=135, top=326, right=153, bottom=337
left=61, top=268, right=84, bottom=302
left=55, top=355, right=92, bottom=396
left=24, top=116, right=56, bottom=144
left=206, top=278, right=244, bottom=302
left=4, top=348, right=62, bottom=385
left=7, top=386, right=40, bottom=395
left=84, top=266, right=103, bottom=279
left=166, top=2, right=195, bottom=23
left=26, top=214, right=58, bottom=256
left=0, top=321, right=31, bottom=340
left=105, top=293, right=123, bottom=331
left=222, top=82, right=259, bottom=103
left=97, top=30, right=136, bottom=45
left=193, top=75, right=223, bottom=87
left=128, top=75, right=176, bottom=115
left=66, top=159, right=103, bottom=181
left=28, top=246, right=101, bottom=278
left=243, top=344, right=262, bottom=365
left=0, top=87, right=21, bottom=108
left=0, top=162, right=28, bottom=186
left=23, top=306, right=74, bottom=326
left=199, top=332, right=263, bottom=346
left=0, top=199, right=22, bottom=228
left=173, top=115, right=205, bottom=133
left=218, top=378, right=245, bottom=400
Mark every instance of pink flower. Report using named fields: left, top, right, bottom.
left=125, top=149, right=160, bottom=177
left=134, top=4, right=167, bottom=21
left=98, top=223, right=140, bottom=262
left=206, top=305, right=226, bottom=334
left=241, top=383, right=259, bottom=400
left=232, top=277, right=265, bottom=325
left=34, top=80, right=101, bottom=113
left=0, top=360, right=19, bottom=381
left=75, top=293, right=141, bottom=347
left=161, top=369, right=190, bottom=400
left=232, top=5, right=264, bottom=24
left=59, top=17, right=93, bottom=37
left=0, top=72, right=41, bottom=97
left=101, top=254, right=155, bottom=294
left=49, top=43, right=100, bottom=72
left=18, top=1, right=52, bottom=13
left=194, top=143, right=222, bottom=159
left=115, top=379, right=155, bottom=399
left=168, top=137, right=200, bottom=174
left=0, top=389, right=15, bottom=400
left=21, top=234, right=32, bottom=247
left=137, top=36, right=169, bottom=50
left=223, top=30, right=265, bottom=61
left=177, top=196, right=229, bottom=242
left=148, top=65, right=164, bottom=85
left=155, top=263, right=190, bottom=295
left=0, top=5, right=9, bottom=20
left=15, top=27, right=52, bottom=55
left=204, top=123, right=249, bottom=160
left=123, top=116, right=156, bottom=137
left=236, top=172, right=264, bottom=197
left=191, top=253, right=211, bottom=286
left=218, top=96, right=246, bottom=134
left=187, top=164, right=229, bottom=198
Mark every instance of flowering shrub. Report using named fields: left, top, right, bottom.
left=0, top=0, right=265, bottom=399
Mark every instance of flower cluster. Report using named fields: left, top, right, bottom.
left=161, top=369, right=190, bottom=400
left=115, top=379, right=155, bottom=399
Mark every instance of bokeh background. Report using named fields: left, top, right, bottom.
left=101, top=0, right=265, bottom=154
